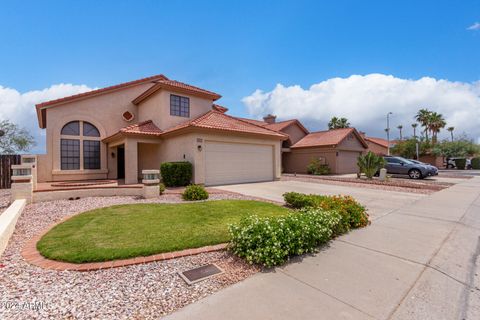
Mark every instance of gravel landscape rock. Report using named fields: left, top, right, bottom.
left=0, top=193, right=260, bottom=319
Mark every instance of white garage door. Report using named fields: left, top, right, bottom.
left=205, top=141, right=274, bottom=186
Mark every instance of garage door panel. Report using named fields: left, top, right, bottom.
left=205, top=142, right=274, bottom=186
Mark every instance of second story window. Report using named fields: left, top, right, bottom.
left=170, top=94, right=190, bottom=117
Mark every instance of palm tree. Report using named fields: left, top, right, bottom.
left=397, top=125, right=403, bottom=140
left=415, top=109, right=432, bottom=142
left=447, top=126, right=455, bottom=141
left=412, top=123, right=418, bottom=138
left=428, top=112, right=446, bottom=144
left=328, top=116, right=350, bottom=130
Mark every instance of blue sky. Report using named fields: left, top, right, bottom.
left=1, top=0, right=479, bottom=152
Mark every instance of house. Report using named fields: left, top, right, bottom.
left=240, top=115, right=368, bottom=174
left=35, top=74, right=287, bottom=186
left=363, top=136, right=389, bottom=155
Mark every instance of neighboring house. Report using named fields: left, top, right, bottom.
left=363, top=136, right=389, bottom=155
left=240, top=116, right=368, bottom=174
left=35, top=74, right=287, bottom=186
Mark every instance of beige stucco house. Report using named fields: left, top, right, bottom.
left=35, top=74, right=287, bottom=186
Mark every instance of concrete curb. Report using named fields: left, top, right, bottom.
left=0, top=199, right=27, bottom=257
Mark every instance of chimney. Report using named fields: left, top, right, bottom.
left=263, top=114, right=277, bottom=124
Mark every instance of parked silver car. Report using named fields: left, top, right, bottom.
left=382, top=156, right=431, bottom=179
left=409, top=159, right=439, bottom=176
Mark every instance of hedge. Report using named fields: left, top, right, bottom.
left=160, top=161, right=192, bottom=187
left=454, top=158, right=467, bottom=170
left=471, top=158, right=480, bottom=170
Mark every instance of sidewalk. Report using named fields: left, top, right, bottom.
left=165, top=178, right=480, bottom=320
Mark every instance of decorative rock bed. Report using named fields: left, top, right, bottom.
left=0, top=193, right=261, bottom=319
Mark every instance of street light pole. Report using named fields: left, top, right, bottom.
left=386, top=112, right=393, bottom=155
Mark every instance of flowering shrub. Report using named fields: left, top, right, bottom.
left=182, top=184, right=209, bottom=201
left=283, top=192, right=369, bottom=234
left=228, top=209, right=341, bottom=267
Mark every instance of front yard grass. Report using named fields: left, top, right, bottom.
left=37, top=200, right=290, bottom=263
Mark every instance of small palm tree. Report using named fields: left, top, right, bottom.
left=357, top=152, right=386, bottom=179
left=447, top=126, right=455, bottom=141
left=415, top=109, right=432, bottom=142
left=412, top=123, right=418, bottom=138
left=328, top=116, right=350, bottom=130
left=428, top=112, right=446, bottom=145
left=397, top=125, right=403, bottom=140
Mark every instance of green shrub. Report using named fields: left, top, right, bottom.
left=282, top=192, right=318, bottom=209
left=454, top=158, right=467, bottom=170
left=160, top=161, right=192, bottom=187
left=182, top=184, right=209, bottom=201
left=307, top=158, right=331, bottom=175
left=283, top=192, right=369, bottom=234
left=471, top=157, right=480, bottom=169
left=229, top=209, right=341, bottom=267
left=159, top=183, right=166, bottom=195
left=357, top=151, right=386, bottom=179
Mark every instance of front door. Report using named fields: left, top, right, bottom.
left=117, top=146, right=125, bottom=179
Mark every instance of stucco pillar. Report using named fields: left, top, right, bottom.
left=124, top=139, right=138, bottom=185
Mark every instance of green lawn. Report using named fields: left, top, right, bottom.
left=37, top=200, right=290, bottom=263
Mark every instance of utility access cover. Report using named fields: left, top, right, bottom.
left=179, top=264, right=224, bottom=285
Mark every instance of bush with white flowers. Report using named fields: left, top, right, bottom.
left=228, top=209, right=341, bottom=267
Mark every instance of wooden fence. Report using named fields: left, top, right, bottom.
left=0, top=155, right=21, bottom=189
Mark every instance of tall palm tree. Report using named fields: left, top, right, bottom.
left=415, top=109, right=432, bottom=142
left=447, top=126, right=455, bottom=141
left=428, top=112, right=446, bottom=144
left=397, top=125, right=403, bottom=140
left=412, top=123, right=418, bottom=138
left=328, top=116, right=350, bottom=130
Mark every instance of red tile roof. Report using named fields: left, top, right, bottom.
left=212, top=104, right=229, bottom=113
left=365, top=137, right=390, bottom=148
left=265, top=119, right=309, bottom=134
left=291, top=128, right=368, bottom=148
left=235, top=117, right=269, bottom=127
left=35, top=74, right=168, bottom=128
left=132, top=79, right=221, bottom=105
left=162, top=111, right=288, bottom=139
left=120, top=120, right=163, bottom=136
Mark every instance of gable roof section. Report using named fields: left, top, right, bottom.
left=291, top=128, right=368, bottom=149
left=235, top=117, right=269, bottom=127
left=162, top=111, right=288, bottom=139
left=365, top=137, right=389, bottom=148
left=212, top=104, right=229, bottom=113
left=265, top=119, right=309, bottom=135
left=35, top=74, right=168, bottom=128
left=102, top=120, right=163, bottom=143
left=132, top=80, right=221, bottom=105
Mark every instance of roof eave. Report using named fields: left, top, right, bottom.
left=132, top=82, right=222, bottom=105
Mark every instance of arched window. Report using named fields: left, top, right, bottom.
left=60, top=121, right=101, bottom=170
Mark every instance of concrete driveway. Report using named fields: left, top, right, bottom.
left=166, top=178, right=480, bottom=320
left=218, top=180, right=425, bottom=220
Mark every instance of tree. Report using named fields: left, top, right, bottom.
left=412, top=123, right=418, bottom=138
left=357, top=152, right=386, bottom=179
left=432, top=138, right=480, bottom=158
left=447, top=127, right=455, bottom=141
left=390, top=138, right=431, bottom=159
left=415, top=109, right=432, bottom=142
left=397, top=125, right=403, bottom=140
left=328, top=116, right=350, bottom=130
left=0, top=120, right=35, bottom=154
left=427, top=112, right=446, bottom=145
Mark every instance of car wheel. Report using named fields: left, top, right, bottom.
left=408, top=169, right=422, bottom=179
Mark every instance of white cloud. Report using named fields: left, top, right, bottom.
left=0, top=84, right=93, bottom=153
left=242, top=74, right=480, bottom=142
left=467, top=22, right=480, bottom=30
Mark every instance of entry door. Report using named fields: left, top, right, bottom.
left=117, top=146, right=125, bottom=179
left=205, top=142, right=274, bottom=186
